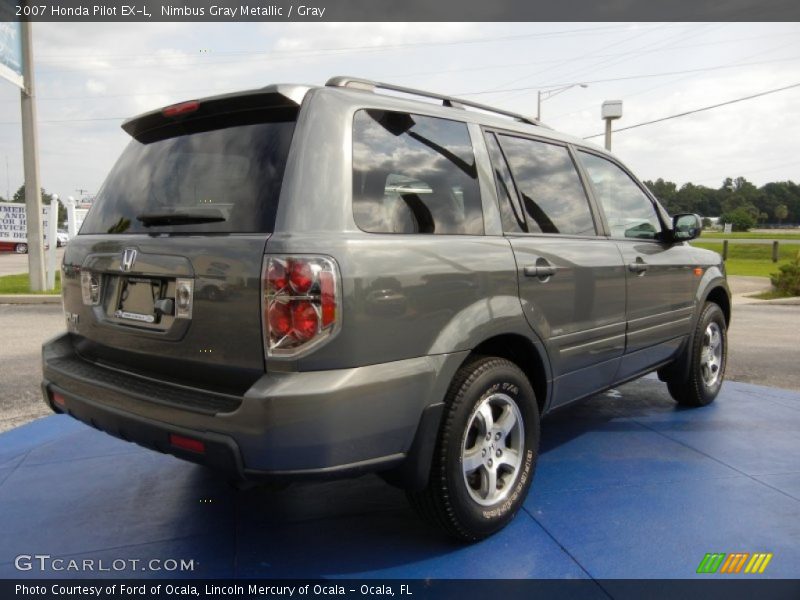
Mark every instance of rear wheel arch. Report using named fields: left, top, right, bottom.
left=469, top=333, right=550, bottom=416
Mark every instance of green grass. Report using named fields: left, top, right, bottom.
left=0, top=272, right=61, bottom=294
left=752, top=289, right=796, bottom=300
left=691, top=241, right=798, bottom=278
left=701, top=231, right=800, bottom=240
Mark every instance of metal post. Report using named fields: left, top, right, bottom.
left=722, top=240, right=728, bottom=261
left=64, top=195, right=78, bottom=239
left=46, top=198, right=57, bottom=290
left=537, top=91, right=541, bottom=121
left=772, top=240, right=779, bottom=263
left=20, top=21, right=46, bottom=291
left=604, top=119, right=613, bottom=151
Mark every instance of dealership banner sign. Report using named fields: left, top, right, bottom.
left=0, top=21, right=23, bottom=89
left=0, top=201, right=52, bottom=243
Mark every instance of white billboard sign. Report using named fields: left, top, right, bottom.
left=0, top=201, right=53, bottom=244
left=0, top=22, right=24, bottom=90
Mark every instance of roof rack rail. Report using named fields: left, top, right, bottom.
left=326, top=76, right=541, bottom=127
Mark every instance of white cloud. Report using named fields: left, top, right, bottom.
left=0, top=22, right=798, bottom=200
left=85, top=78, right=106, bottom=94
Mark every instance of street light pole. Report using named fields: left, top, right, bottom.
left=537, top=90, right=542, bottom=121
left=536, top=83, right=588, bottom=121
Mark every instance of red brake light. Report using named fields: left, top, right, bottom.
left=163, top=100, right=199, bottom=117
left=291, top=301, right=319, bottom=342
left=263, top=256, right=340, bottom=357
left=289, top=260, right=314, bottom=294
left=267, top=301, right=292, bottom=338
left=169, top=434, right=205, bottom=454
left=267, top=260, right=288, bottom=293
left=52, top=392, right=66, bottom=408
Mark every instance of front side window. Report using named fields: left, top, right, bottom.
left=352, top=110, right=483, bottom=235
left=497, top=135, right=596, bottom=236
left=577, top=151, right=663, bottom=240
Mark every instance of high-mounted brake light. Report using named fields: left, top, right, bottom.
left=162, top=100, right=200, bottom=118
left=263, top=256, right=341, bottom=357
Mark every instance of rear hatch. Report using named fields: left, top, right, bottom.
left=62, top=89, right=303, bottom=395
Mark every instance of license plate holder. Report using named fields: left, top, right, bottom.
left=115, top=277, right=161, bottom=324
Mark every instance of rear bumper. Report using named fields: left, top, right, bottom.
left=42, top=333, right=464, bottom=481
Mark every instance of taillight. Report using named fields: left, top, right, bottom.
left=263, top=256, right=341, bottom=357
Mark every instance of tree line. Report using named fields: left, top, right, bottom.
left=1, top=178, right=798, bottom=233
left=0, top=184, right=66, bottom=225
left=644, top=177, right=798, bottom=231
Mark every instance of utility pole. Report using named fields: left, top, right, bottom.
left=20, top=21, right=46, bottom=291
left=601, top=100, right=623, bottom=151
left=4, top=155, right=8, bottom=201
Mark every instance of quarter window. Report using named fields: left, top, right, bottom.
left=497, top=135, right=596, bottom=236
left=484, top=133, right=526, bottom=233
left=352, top=110, right=483, bottom=235
left=577, top=151, right=662, bottom=240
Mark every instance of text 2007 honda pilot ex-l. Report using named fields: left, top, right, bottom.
left=42, top=77, right=730, bottom=541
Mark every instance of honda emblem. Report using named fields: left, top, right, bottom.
left=120, top=248, right=137, bottom=272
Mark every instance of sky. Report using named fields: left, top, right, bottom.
left=0, top=21, right=799, bottom=202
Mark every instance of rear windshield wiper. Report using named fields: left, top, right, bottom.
left=136, top=211, right=226, bottom=227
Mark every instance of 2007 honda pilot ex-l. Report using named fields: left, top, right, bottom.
left=42, top=76, right=730, bottom=541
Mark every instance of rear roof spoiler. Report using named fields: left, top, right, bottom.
left=121, top=84, right=312, bottom=143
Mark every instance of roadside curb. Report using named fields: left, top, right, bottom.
left=734, top=294, right=800, bottom=306
left=0, top=294, right=60, bottom=304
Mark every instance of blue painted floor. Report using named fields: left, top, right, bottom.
left=1, top=377, right=798, bottom=580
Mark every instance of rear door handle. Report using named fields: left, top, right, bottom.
left=524, top=264, right=558, bottom=278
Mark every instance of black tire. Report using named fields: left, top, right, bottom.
left=408, top=356, right=540, bottom=541
left=15, top=243, right=28, bottom=254
left=666, top=302, right=727, bottom=407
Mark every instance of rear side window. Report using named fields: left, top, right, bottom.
left=80, top=120, right=295, bottom=234
left=352, top=109, right=483, bottom=235
left=497, top=134, right=596, bottom=236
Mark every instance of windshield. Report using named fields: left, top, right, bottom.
left=80, top=120, right=295, bottom=234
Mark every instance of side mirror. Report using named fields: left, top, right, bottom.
left=671, top=213, right=702, bottom=242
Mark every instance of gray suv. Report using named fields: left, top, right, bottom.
left=41, top=76, right=730, bottom=541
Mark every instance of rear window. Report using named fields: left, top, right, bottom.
left=80, top=120, right=295, bottom=234
left=352, top=109, right=483, bottom=235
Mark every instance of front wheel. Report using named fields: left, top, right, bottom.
left=408, top=356, right=540, bottom=541
left=666, top=302, right=727, bottom=407
left=15, top=243, right=28, bottom=254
